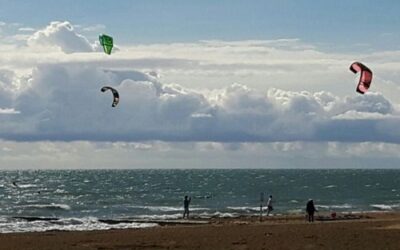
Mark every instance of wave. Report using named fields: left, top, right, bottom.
left=13, top=216, right=59, bottom=222
left=0, top=217, right=157, bottom=233
left=17, top=184, right=38, bottom=188
left=134, top=214, right=183, bottom=220
left=226, top=206, right=260, bottom=212
left=323, top=185, right=337, bottom=189
left=199, top=211, right=240, bottom=218
left=317, top=204, right=353, bottom=210
left=129, top=206, right=209, bottom=212
left=193, top=195, right=213, bottom=199
left=17, top=203, right=71, bottom=211
left=54, top=189, right=67, bottom=194
left=370, top=204, right=399, bottom=211
left=134, top=211, right=243, bottom=220
left=287, top=209, right=303, bottom=214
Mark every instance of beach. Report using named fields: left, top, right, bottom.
left=1, top=212, right=400, bottom=250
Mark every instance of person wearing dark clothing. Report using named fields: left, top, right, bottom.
left=183, top=196, right=191, bottom=219
left=266, top=195, right=273, bottom=216
left=306, top=199, right=317, bottom=222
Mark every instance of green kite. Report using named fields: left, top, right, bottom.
left=99, top=34, right=113, bottom=55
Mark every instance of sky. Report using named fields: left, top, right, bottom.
left=1, top=1, right=400, bottom=169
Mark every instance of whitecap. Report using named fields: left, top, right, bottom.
left=198, top=211, right=239, bottom=218
left=0, top=217, right=157, bottom=233
left=370, top=204, right=394, bottom=210
left=129, top=206, right=209, bottom=212
left=17, top=184, right=37, bottom=188
left=227, top=206, right=260, bottom=212
left=54, top=189, right=67, bottom=194
left=17, top=203, right=71, bottom=210
left=317, top=204, right=352, bottom=210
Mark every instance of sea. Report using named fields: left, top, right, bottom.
left=0, top=169, right=399, bottom=233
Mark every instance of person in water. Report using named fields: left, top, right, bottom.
left=306, top=199, right=317, bottom=222
left=266, top=195, right=273, bottom=216
left=183, top=196, right=191, bottom=219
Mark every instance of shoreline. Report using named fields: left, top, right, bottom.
left=2, top=212, right=400, bottom=249
left=4, top=209, right=398, bottom=233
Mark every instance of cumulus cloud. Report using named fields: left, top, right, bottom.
left=27, top=21, right=95, bottom=53
left=0, top=63, right=399, bottom=143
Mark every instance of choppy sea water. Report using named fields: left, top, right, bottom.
left=0, top=169, right=399, bottom=233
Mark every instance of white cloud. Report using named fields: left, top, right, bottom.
left=27, top=21, right=95, bottom=53
left=0, top=63, right=399, bottom=143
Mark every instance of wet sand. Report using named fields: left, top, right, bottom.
left=1, top=212, right=400, bottom=250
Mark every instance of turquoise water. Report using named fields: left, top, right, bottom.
left=0, top=169, right=399, bottom=232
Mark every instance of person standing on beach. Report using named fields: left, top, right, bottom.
left=183, top=196, right=191, bottom=219
left=306, top=199, right=317, bottom=222
left=266, top=195, right=273, bottom=216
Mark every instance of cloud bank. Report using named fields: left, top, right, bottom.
left=1, top=140, right=400, bottom=169
left=0, top=20, right=399, bottom=143
left=1, top=20, right=400, bottom=168
left=0, top=64, right=399, bottom=143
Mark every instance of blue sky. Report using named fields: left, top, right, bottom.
left=1, top=0, right=400, bottom=49
left=1, top=1, right=400, bottom=168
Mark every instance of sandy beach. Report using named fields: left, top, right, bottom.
left=1, top=212, right=400, bottom=250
